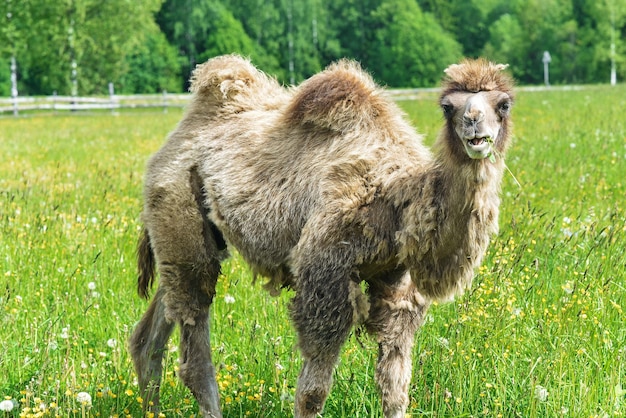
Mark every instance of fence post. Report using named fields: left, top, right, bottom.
left=53, top=91, right=57, bottom=113
left=108, top=82, right=116, bottom=114
left=10, top=55, right=18, bottom=116
left=162, top=89, right=168, bottom=113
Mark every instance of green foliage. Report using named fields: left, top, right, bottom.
left=1, top=86, right=626, bottom=417
left=369, top=0, right=462, bottom=87
left=0, top=0, right=165, bottom=95
left=119, top=28, right=182, bottom=94
left=3, top=0, right=626, bottom=93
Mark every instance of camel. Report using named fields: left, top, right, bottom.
left=129, top=55, right=514, bottom=418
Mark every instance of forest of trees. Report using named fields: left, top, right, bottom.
left=1, top=0, right=625, bottom=96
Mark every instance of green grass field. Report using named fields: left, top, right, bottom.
left=1, top=85, right=625, bottom=417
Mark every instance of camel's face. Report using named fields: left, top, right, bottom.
left=441, top=90, right=512, bottom=160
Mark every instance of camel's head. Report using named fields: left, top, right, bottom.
left=439, top=59, right=514, bottom=162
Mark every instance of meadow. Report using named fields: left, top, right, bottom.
left=0, top=84, right=625, bottom=417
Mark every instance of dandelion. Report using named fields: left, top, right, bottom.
left=76, top=392, right=92, bottom=405
left=436, top=337, right=449, bottom=348
left=87, top=282, right=96, bottom=291
left=107, top=338, right=117, bottom=348
left=224, top=294, right=235, bottom=304
left=534, top=385, right=548, bottom=402
left=0, top=399, right=14, bottom=411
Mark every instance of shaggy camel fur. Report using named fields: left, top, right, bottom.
left=129, top=55, right=514, bottom=417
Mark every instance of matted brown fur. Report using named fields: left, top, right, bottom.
left=130, top=54, right=515, bottom=418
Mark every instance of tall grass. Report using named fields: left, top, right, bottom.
left=1, top=85, right=625, bottom=417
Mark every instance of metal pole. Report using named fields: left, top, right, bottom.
left=542, top=51, right=551, bottom=87
left=10, top=55, right=18, bottom=116
left=610, top=6, right=617, bottom=85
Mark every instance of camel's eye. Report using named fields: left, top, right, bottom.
left=441, top=103, right=454, bottom=118
left=497, top=99, right=511, bottom=117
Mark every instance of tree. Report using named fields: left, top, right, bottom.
left=118, top=27, right=182, bottom=94
left=482, top=14, right=528, bottom=81
left=0, top=0, right=31, bottom=94
left=158, top=0, right=273, bottom=90
left=1, top=0, right=165, bottom=95
left=369, top=0, right=462, bottom=87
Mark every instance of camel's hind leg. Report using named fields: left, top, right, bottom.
left=129, top=286, right=175, bottom=414
left=131, top=166, right=225, bottom=417
left=366, top=273, right=431, bottom=418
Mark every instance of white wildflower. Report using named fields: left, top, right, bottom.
left=535, top=385, right=548, bottom=402
left=76, top=392, right=92, bottom=405
left=563, top=281, right=574, bottom=294
left=107, top=338, right=117, bottom=348
left=87, top=282, right=96, bottom=290
left=0, top=399, right=14, bottom=411
left=60, top=327, right=70, bottom=339
left=224, top=294, right=235, bottom=304
left=436, top=337, right=450, bottom=348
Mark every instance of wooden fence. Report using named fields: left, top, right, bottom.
left=0, top=92, right=191, bottom=115
left=0, top=85, right=584, bottom=116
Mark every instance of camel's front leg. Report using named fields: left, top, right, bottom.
left=366, top=273, right=431, bottom=418
left=290, top=247, right=359, bottom=417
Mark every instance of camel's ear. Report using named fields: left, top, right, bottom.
left=494, top=63, right=509, bottom=71
left=443, top=64, right=460, bottom=75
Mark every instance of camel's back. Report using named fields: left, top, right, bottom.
left=190, top=58, right=432, bottom=283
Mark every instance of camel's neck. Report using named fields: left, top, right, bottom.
left=394, top=151, right=505, bottom=300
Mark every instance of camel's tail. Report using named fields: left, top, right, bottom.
left=137, top=227, right=155, bottom=299
left=188, top=54, right=286, bottom=113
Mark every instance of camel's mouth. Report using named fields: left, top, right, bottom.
left=463, top=136, right=492, bottom=159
